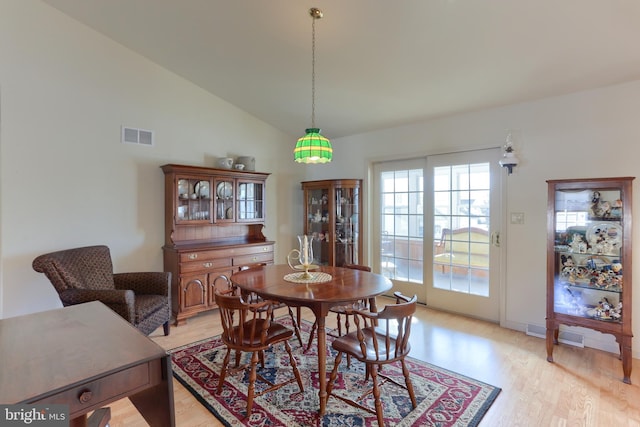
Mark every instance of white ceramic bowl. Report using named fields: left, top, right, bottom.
left=236, top=156, right=255, bottom=171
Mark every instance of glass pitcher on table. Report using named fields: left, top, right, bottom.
left=288, top=235, right=316, bottom=279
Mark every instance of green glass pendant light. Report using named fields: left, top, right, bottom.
left=294, top=8, right=332, bottom=164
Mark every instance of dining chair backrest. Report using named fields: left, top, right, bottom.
left=213, top=274, right=234, bottom=293
left=343, top=263, right=372, bottom=272
left=372, top=292, right=415, bottom=360
left=215, top=289, right=275, bottom=350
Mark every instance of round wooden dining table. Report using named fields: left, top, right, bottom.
left=230, top=263, right=392, bottom=416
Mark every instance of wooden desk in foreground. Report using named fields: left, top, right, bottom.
left=0, top=301, right=175, bottom=427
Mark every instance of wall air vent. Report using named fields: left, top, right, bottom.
left=526, top=324, right=584, bottom=348
left=122, top=126, right=154, bottom=146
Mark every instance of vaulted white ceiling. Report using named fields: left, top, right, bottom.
left=42, top=0, right=640, bottom=138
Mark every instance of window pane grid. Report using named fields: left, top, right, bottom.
left=433, top=162, right=490, bottom=296
left=380, top=168, right=424, bottom=283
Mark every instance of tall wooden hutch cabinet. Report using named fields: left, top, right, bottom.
left=546, top=177, right=633, bottom=383
left=302, top=179, right=362, bottom=267
left=162, top=164, right=273, bottom=325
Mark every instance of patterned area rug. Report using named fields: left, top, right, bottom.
left=169, top=318, right=501, bottom=426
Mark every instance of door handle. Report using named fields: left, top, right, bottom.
left=491, top=231, right=500, bottom=247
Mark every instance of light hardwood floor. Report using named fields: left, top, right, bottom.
left=108, top=299, right=640, bottom=426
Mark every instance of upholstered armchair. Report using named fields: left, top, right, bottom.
left=32, top=245, right=171, bottom=336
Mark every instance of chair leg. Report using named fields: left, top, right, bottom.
left=284, top=340, right=304, bottom=392
left=217, top=348, right=232, bottom=394
left=401, top=359, right=417, bottom=409
left=365, top=363, right=382, bottom=381
left=246, top=351, right=259, bottom=417
left=326, top=351, right=343, bottom=399
left=286, top=306, right=304, bottom=348
left=163, top=320, right=170, bottom=336
left=305, top=320, right=318, bottom=353
left=369, top=363, right=385, bottom=427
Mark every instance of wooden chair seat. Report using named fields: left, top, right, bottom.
left=231, top=319, right=293, bottom=346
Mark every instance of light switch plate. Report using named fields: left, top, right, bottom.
left=510, top=212, right=525, bottom=224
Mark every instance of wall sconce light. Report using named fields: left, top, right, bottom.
left=499, top=131, right=519, bottom=175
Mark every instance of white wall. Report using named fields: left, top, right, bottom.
left=0, top=0, right=306, bottom=318
left=310, top=81, right=640, bottom=357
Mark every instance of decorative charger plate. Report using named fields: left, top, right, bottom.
left=586, top=223, right=622, bottom=246
left=194, top=180, right=209, bottom=198
left=216, top=181, right=233, bottom=199
left=284, top=272, right=333, bottom=284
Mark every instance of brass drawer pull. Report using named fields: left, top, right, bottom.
left=188, top=253, right=198, bottom=260
left=78, top=389, right=93, bottom=404
left=203, top=262, right=213, bottom=268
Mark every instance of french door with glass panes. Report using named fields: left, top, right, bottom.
left=374, top=159, right=426, bottom=301
left=374, top=149, right=501, bottom=321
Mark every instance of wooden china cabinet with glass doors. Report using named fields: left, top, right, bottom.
left=161, top=164, right=273, bottom=326
left=546, top=177, right=633, bottom=383
left=301, top=179, right=362, bottom=267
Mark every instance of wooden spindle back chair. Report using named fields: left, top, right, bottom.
left=326, top=292, right=418, bottom=426
left=215, top=287, right=304, bottom=417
